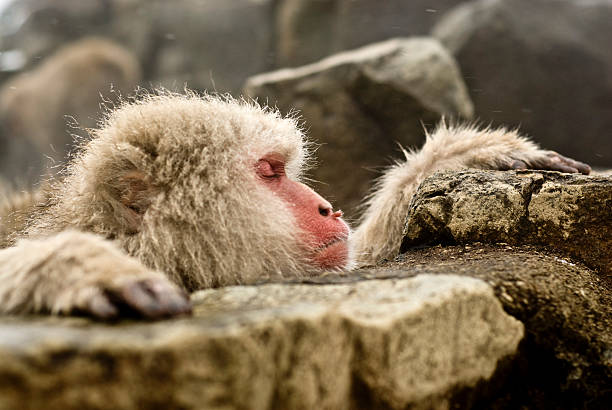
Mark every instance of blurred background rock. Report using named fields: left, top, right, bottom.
left=0, top=0, right=610, bottom=208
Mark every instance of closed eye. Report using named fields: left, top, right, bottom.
left=256, top=158, right=285, bottom=179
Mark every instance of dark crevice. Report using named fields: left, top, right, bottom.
left=349, top=373, right=392, bottom=410
left=520, top=175, right=545, bottom=221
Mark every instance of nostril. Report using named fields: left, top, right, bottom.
left=319, top=205, right=331, bottom=217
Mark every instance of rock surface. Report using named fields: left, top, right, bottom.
left=245, top=37, right=473, bottom=216
left=344, top=245, right=611, bottom=409
left=0, top=274, right=522, bottom=410
left=401, top=170, right=612, bottom=276
left=1, top=170, right=609, bottom=408
left=433, top=0, right=612, bottom=167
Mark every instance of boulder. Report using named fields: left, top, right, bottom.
left=245, top=37, right=473, bottom=216
left=0, top=274, right=522, bottom=410
left=355, top=244, right=611, bottom=409
left=433, top=0, right=612, bottom=167
left=401, top=170, right=612, bottom=276
left=276, top=0, right=467, bottom=67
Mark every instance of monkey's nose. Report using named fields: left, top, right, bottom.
left=319, top=204, right=343, bottom=219
left=318, top=204, right=332, bottom=217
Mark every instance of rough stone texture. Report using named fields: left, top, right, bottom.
left=296, top=245, right=612, bottom=409
left=245, top=37, right=473, bottom=216
left=276, top=0, right=468, bottom=67
left=433, top=0, right=612, bottom=167
left=401, top=170, right=612, bottom=276
left=0, top=274, right=523, bottom=410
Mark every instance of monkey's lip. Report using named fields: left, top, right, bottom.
left=318, top=234, right=349, bottom=251
left=312, top=235, right=350, bottom=269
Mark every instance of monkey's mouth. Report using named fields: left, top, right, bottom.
left=322, top=238, right=345, bottom=250
left=317, top=234, right=349, bottom=251
left=312, top=236, right=350, bottom=270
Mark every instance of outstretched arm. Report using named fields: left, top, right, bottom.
left=0, top=230, right=191, bottom=319
left=351, top=123, right=590, bottom=266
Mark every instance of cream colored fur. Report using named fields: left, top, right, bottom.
left=0, top=230, right=167, bottom=314
left=351, top=123, right=547, bottom=265
left=0, top=92, right=559, bottom=316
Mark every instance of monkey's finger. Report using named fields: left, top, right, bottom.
left=535, top=154, right=577, bottom=173
left=117, top=280, right=168, bottom=319
left=87, top=292, right=119, bottom=320
left=511, top=160, right=528, bottom=170
left=554, top=153, right=591, bottom=175
left=141, top=279, right=192, bottom=316
left=549, top=162, right=580, bottom=174
left=576, top=162, right=591, bottom=175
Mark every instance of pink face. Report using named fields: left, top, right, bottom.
left=255, top=156, right=350, bottom=269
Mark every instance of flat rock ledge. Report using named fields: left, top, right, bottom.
left=401, top=170, right=612, bottom=276
left=0, top=275, right=522, bottom=410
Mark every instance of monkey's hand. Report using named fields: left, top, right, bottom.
left=59, top=274, right=192, bottom=321
left=353, top=125, right=593, bottom=267
left=430, top=125, right=593, bottom=175
left=506, top=150, right=591, bottom=175
left=0, top=231, right=191, bottom=320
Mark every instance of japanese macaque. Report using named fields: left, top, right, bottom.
left=0, top=92, right=590, bottom=319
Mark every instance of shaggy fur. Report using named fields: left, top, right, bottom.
left=352, top=123, right=548, bottom=265
left=13, top=92, right=311, bottom=290
left=0, top=230, right=170, bottom=314
left=0, top=92, right=587, bottom=317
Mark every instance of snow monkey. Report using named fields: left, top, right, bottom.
left=0, top=92, right=590, bottom=319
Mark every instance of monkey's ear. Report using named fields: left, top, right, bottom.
left=117, top=170, right=156, bottom=233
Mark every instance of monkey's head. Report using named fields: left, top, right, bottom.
left=37, top=92, right=350, bottom=290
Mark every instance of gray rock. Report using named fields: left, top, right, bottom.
left=0, top=274, right=522, bottom=410
left=349, top=244, right=611, bottom=409
left=245, top=37, right=473, bottom=216
left=433, top=0, right=612, bottom=167
left=276, top=0, right=467, bottom=67
left=401, top=170, right=612, bottom=276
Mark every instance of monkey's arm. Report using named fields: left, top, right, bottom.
left=351, top=124, right=590, bottom=266
left=0, top=230, right=191, bottom=319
